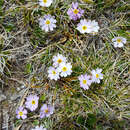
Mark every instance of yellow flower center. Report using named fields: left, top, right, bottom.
left=45, top=20, right=50, bottom=25
left=52, top=71, right=56, bottom=75
left=19, top=111, right=23, bottom=116
left=62, top=67, right=67, bottom=72
left=83, top=80, right=87, bottom=84
left=96, top=74, right=99, bottom=78
left=57, top=59, right=62, bottom=63
left=43, top=0, right=47, bottom=3
left=44, top=109, right=49, bottom=113
left=32, top=100, right=36, bottom=105
left=117, top=39, right=121, bottom=43
left=73, top=9, right=79, bottom=14
left=82, top=26, right=87, bottom=31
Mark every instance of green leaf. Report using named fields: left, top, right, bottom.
left=40, top=94, right=46, bottom=101
left=76, top=115, right=85, bottom=125
left=0, top=0, right=4, bottom=8
left=14, top=119, right=22, bottom=127
left=25, top=63, right=32, bottom=74
left=82, top=0, right=94, bottom=3
left=86, top=113, right=97, bottom=126
left=4, top=23, right=15, bottom=32
left=33, top=120, right=39, bottom=126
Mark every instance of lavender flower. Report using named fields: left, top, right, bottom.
left=25, top=95, right=39, bottom=111
left=39, top=15, right=56, bottom=32
left=67, top=2, right=84, bottom=21
left=78, top=74, right=92, bottom=90
left=40, top=104, right=54, bottom=118
left=16, top=106, right=27, bottom=119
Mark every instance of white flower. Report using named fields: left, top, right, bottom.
left=48, top=67, right=60, bottom=80
left=78, top=74, right=92, bottom=90
left=57, top=62, right=72, bottom=77
left=76, top=19, right=92, bottom=34
left=39, top=0, right=53, bottom=7
left=112, top=37, right=127, bottom=48
left=77, top=19, right=100, bottom=34
left=89, top=20, right=100, bottom=34
left=52, top=53, right=67, bottom=67
left=31, top=125, right=47, bottom=130
left=91, top=68, right=103, bottom=83
left=25, top=95, right=39, bottom=112
left=39, top=15, right=56, bottom=32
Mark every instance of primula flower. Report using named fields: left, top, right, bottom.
left=25, top=95, right=39, bottom=111
left=57, top=62, right=72, bottom=77
left=67, top=2, right=84, bottom=21
left=39, top=0, right=53, bottom=7
left=40, top=104, right=54, bottom=118
left=77, top=19, right=92, bottom=34
left=39, top=15, right=56, bottom=32
left=112, top=37, right=127, bottom=48
left=77, top=19, right=100, bottom=34
left=91, top=68, right=103, bottom=83
left=48, top=66, right=60, bottom=80
left=31, top=125, right=47, bottom=130
left=52, top=53, right=67, bottom=67
left=16, top=107, right=27, bottom=119
left=78, top=74, right=92, bottom=90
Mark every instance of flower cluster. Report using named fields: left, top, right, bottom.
left=48, top=54, right=72, bottom=80
left=16, top=95, right=54, bottom=120
left=78, top=68, right=103, bottom=90
left=38, top=1, right=100, bottom=35
left=38, top=1, right=127, bottom=48
left=14, top=0, right=128, bottom=129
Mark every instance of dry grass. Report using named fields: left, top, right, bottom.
left=0, top=0, right=129, bottom=129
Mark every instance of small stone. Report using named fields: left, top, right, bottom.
left=16, top=87, right=20, bottom=91
left=21, top=85, right=25, bottom=89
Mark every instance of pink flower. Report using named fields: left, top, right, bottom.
left=25, top=95, right=39, bottom=111
left=40, top=104, right=54, bottom=118
left=67, top=2, right=84, bottom=21
left=16, top=106, right=27, bottom=119
left=78, top=74, right=92, bottom=90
